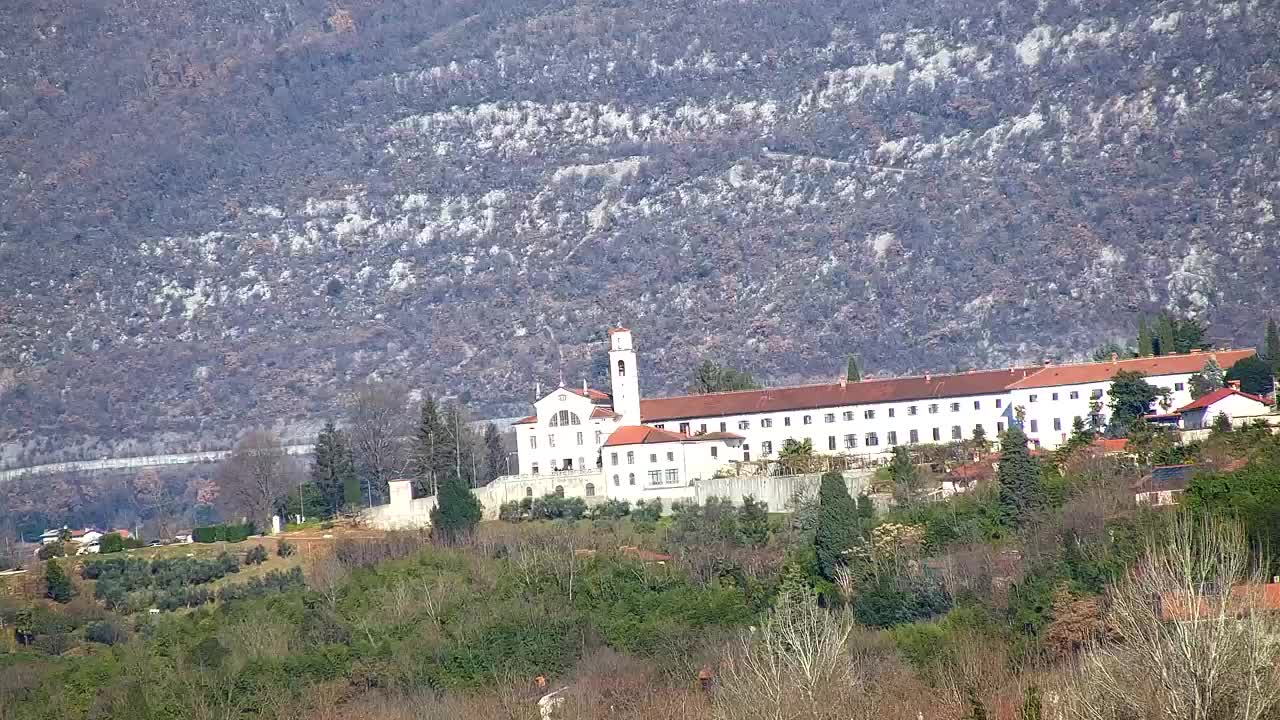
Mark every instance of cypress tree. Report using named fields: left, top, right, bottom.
left=413, top=397, right=446, bottom=496
left=45, top=559, right=73, bottom=603
left=311, top=422, right=357, bottom=516
left=814, top=471, right=859, bottom=580
left=846, top=355, right=861, bottom=382
left=1266, top=318, right=1280, bottom=373
left=997, top=425, right=1042, bottom=527
left=482, top=423, right=506, bottom=484
left=889, top=445, right=919, bottom=505
left=1155, top=312, right=1177, bottom=356
left=1137, top=315, right=1153, bottom=357
left=430, top=472, right=482, bottom=543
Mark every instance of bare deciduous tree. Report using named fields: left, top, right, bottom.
left=216, top=429, right=289, bottom=526
left=1061, top=515, right=1280, bottom=720
left=347, top=382, right=410, bottom=506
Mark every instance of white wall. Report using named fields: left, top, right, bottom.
left=514, top=389, right=620, bottom=475
left=600, top=438, right=743, bottom=504
left=1183, top=394, right=1274, bottom=429
left=1011, top=372, right=1198, bottom=450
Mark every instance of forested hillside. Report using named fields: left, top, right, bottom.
left=2, top=0, right=1278, bottom=462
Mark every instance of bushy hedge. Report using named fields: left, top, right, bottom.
left=84, top=553, right=242, bottom=610
left=193, top=522, right=256, bottom=543
left=498, top=494, right=588, bottom=522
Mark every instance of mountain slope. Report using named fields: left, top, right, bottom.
left=2, top=0, right=1278, bottom=464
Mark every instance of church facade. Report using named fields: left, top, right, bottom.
left=511, top=328, right=1257, bottom=501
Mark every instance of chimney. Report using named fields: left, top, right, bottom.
left=1190, top=348, right=1202, bottom=354
left=583, top=378, right=588, bottom=393
left=924, top=373, right=931, bottom=382
left=1110, top=352, right=1118, bottom=364
left=536, top=381, right=541, bottom=399
left=1043, top=358, right=1052, bottom=367
left=839, top=376, right=847, bottom=389
left=1228, top=380, right=1242, bottom=391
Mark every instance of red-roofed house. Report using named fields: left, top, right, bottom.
left=1173, top=385, right=1273, bottom=430
left=599, top=425, right=744, bottom=502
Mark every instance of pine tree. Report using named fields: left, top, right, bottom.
left=1211, top=411, right=1233, bottom=435
left=997, top=425, right=1042, bottom=527
left=1188, top=358, right=1225, bottom=399
left=311, top=422, right=358, bottom=517
left=739, top=495, right=769, bottom=547
left=1137, top=315, right=1153, bottom=357
left=814, top=471, right=859, bottom=581
left=45, top=559, right=73, bottom=603
left=889, top=445, right=919, bottom=506
left=846, top=355, right=861, bottom=382
left=1108, top=370, right=1165, bottom=436
left=413, top=397, right=446, bottom=496
left=482, top=423, right=506, bottom=484
left=430, top=472, right=482, bottom=543
left=1266, top=318, right=1280, bottom=373
left=1069, top=416, right=1094, bottom=446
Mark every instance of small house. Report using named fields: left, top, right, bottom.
left=1133, top=464, right=1197, bottom=506
left=1175, top=385, right=1273, bottom=430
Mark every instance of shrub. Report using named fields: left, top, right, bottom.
left=36, top=542, right=65, bottom=560
left=245, top=545, right=269, bottom=565
left=498, top=501, right=523, bottom=522
left=633, top=498, right=663, bottom=522
left=276, top=540, right=296, bottom=558
left=84, top=620, right=128, bottom=645
left=590, top=499, right=631, bottom=520
left=225, top=523, right=253, bottom=543
left=123, top=537, right=145, bottom=550
left=45, top=559, right=73, bottom=603
left=192, top=526, right=220, bottom=543
left=99, top=532, right=125, bottom=554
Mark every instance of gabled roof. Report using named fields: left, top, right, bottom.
left=590, top=407, right=620, bottom=419
left=566, top=387, right=613, bottom=402
left=1175, top=387, right=1271, bottom=413
left=1008, top=350, right=1256, bottom=390
left=1134, top=464, right=1197, bottom=494
left=639, top=367, right=1037, bottom=422
left=603, top=426, right=689, bottom=447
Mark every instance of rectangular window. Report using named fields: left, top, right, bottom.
left=908, top=405, right=918, bottom=416
left=950, top=402, right=960, bottom=412
left=844, top=434, right=857, bottom=449
left=610, top=452, right=618, bottom=466
left=626, top=451, right=634, bottom=464
left=784, top=416, right=792, bottom=427
left=548, top=435, right=556, bottom=448
left=531, top=463, right=539, bottom=475
left=1052, top=392, right=1059, bottom=401
left=929, top=404, right=939, bottom=414
left=803, top=415, right=813, bottom=425
left=995, top=399, right=1003, bottom=408
left=974, top=400, right=981, bottom=410
left=654, top=424, right=664, bottom=430
left=932, top=427, right=941, bottom=442
left=667, top=451, right=675, bottom=461
left=1174, top=382, right=1185, bottom=392
left=679, top=422, right=690, bottom=434
left=700, top=424, right=707, bottom=433
left=595, top=431, right=603, bottom=444
left=824, top=413, right=836, bottom=423
left=530, top=436, right=537, bottom=449
left=887, top=431, right=898, bottom=445
left=1029, top=394, right=1039, bottom=403
left=711, top=447, right=718, bottom=458
left=909, top=429, right=919, bottom=443
left=1069, top=391, right=1079, bottom=400
left=951, top=425, right=962, bottom=440
left=974, top=424, right=984, bottom=437
left=738, top=420, right=750, bottom=430
left=665, top=469, right=679, bottom=484
left=997, top=421, right=1005, bottom=433
left=650, top=453, right=657, bottom=463
left=843, top=411, right=855, bottom=421
left=888, top=408, right=896, bottom=418
left=828, top=436, right=837, bottom=451
left=1029, top=419, right=1039, bottom=433
left=865, top=432, right=879, bottom=447
left=576, top=432, right=584, bottom=445
left=648, top=470, right=661, bottom=485
left=761, top=441, right=772, bottom=455
left=761, top=418, right=773, bottom=428
left=864, top=409, right=876, bottom=419
left=720, top=422, right=727, bottom=432
left=1053, top=418, right=1062, bottom=432
left=1090, top=389, right=1104, bottom=400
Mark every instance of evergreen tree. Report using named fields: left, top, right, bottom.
left=429, top=472, right=482, bottom=543
left=856, top=494, right=875, bottom=521
left=971, top=423, right=989, bottom=453
left=482, top=423, right=506, bottom=484
left=739, top=495, right=769, bottom=547
left=889, top=445, right=920, bottom=505
left=1136, top=315, right=1153, bottom=357
left=440, top=403, right=477, bottom=488
left=1225, top=355, right=1276, bottom=396
left=997, top=426, right=1042, bottom=527
left=1266, top=318, right=1280, bottom=372
left=1107, top=370, right=1165, bottom=436
left=1068, top=416, right=1094, bottom=446
left=1154, top=313, right=1177, bottom=356
left=311, top=422, right=358, bottom=517
left=1211, top=411, right=1233, bottom=435
left=690, top=360, right=760, bottom=394
left=413, top=397, right=447, bottom=496
left=45, top=558, right=73, bottom=603
left=1188, top=358, right=1225, bottom=399
left=846, top=355, right=861, bottom=382
left=1087, top=400, right=1106, bottom=434
left=814, top=471, right=859, bottom=581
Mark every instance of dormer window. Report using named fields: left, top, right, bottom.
left=617, top=359, right=626, bottom=377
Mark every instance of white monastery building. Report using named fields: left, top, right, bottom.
left=513, top=329, right=1258, bottom=484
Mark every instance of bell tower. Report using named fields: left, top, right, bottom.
left=608, top=328, right=641, bottom=425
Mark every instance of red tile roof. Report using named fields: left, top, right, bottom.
left=692, top=431, right=744, bottom=442
left=1091, top=438, right=1130, bottom=455
left=512, top=414, right=537, bottom=425
left=1159, top=583, right=1280, bottom=622
left=1007, top=350, right=1256, bottom=390
left=590, top=407, right=620, bottom=419
left=1175, top=387, right=1271, bottom=413
left=639, top=367, right=1037, bottom=422
left=603, top=426, right=689, bottom=447
left=567, top=387, right=613, bottom=402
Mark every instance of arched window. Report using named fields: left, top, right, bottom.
left=585, top=483, right=595, bottom=498
left=554, top=485, right=565, bottom=497
left=617, top=359, right=626, bottom=377
left=628, top=473, right=636, bottom=486
left=525, top=486, right=533, bottom=498
left=613, top=474, right=620, bottom=486
left=550, top=410, right=580, bottom=427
